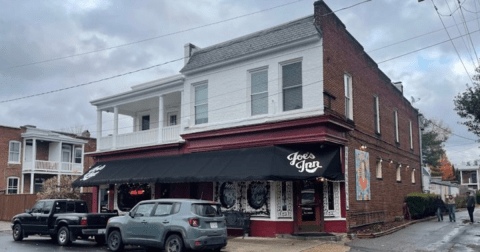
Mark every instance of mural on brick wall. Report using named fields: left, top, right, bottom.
left=355, top=149, right=370, bottom=200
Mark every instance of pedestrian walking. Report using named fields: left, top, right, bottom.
left=466, top=191, right=476, bottom=224
left=434, top=196, right=445, bottom=222
left=403, top=200, right=411, bottom=220
left=446, top=194, right=456, bottom=222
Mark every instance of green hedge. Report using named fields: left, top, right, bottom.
left=456, top=196, right=467, bottom=208
left=405, top=193, right=441, bottom=220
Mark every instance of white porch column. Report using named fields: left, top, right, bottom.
left=179, top=91, right=184, bottom=136
left=158, top=95, right=164, bottom=143
left=58, top=141, right=63, bottom=173
left=96, top=110, right=102, bottom=151
left=57, top=174, right=61, bottom=191
left=81, top=144, right=85, bottom=171
left=113, top=106, right=119, bottom=148
left=21, top=138, right=26, bottom=194
left=30, top=138, right=37, bottom=194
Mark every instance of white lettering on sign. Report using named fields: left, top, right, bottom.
left=287, top=152, right=322, bottom=173
left=81, top=165, right=106, bottom=181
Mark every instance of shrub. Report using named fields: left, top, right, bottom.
left=405, top=193, right=439, bottom=219
left=455, top=196, right=467, bottom=208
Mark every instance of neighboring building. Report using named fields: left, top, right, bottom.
left=456, top=162, right=479, bottom=190
left=75, top=0, right=422, bottom=236
left=0, top=125, right=96, bottom=194
left=429, top=177, right=460, bottom=201
left=422, top=165, right=431, bottom=193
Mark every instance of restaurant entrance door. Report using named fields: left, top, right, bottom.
left=294, top=180, right=323, bottom=233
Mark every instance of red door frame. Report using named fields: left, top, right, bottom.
left=293, top=180, right=324, bottom=233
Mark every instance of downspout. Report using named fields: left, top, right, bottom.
left=418, top=113, right=425, bottom=192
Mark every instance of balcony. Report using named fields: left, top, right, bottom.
left=23, top=160, right=83, bottom=175
left=98, top=125, right=181, bottom=151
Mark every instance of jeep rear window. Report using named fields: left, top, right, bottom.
left=191, top=204, right=222, bottom=217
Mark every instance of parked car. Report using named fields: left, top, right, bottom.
left=106, top=198, right=227, bottom=252
left=11, top=199, right=117, bottom=246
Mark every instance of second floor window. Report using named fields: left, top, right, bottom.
left=394, top=110, right=399, bottom=143
left=344, top=73, right=353, bottom=120
left=195, top=84, right=208, bottom=124
left=282, top=61, right=302, bottom=111
left=251, top=69, right=268, bottom=116
left=142, top=115, right=150, bottom=131
left=8, top=141, right=21, bottom=164
left=374, top=96, right=380, bottom=134
left=75, top=148, right=82, bottom=164
left=409, top=120, right=413, bottom=149
left=62, top=145, right=71, bottom=163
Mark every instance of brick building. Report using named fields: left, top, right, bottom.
left=75, top=0, right=422, bottom=236
left=0, top=124, right=96, bottom=194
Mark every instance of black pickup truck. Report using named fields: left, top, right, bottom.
left=11, top=199, right=117, bottom=246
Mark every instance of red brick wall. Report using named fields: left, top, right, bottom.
left=314, top=0, right=422, bottom=225
left=0, top=126, right=24, bottom=194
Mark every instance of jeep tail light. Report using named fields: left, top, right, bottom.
left=189, top=218, right=199, bottom=227
left=195, top=241, right=202, bottom=247
left=80, top=217, right=88, bottom=226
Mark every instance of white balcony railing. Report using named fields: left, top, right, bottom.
left=98, top=125, right=181, bottom=151
left=23, top=160, right=83, bottom=175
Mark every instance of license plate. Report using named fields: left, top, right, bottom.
left=98, top=229, right=106, bottom=234
left=210, top=222, right=218, bottom=229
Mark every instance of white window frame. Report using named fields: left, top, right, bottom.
left=374, top=96, right=380, bottom=134
left=409, top=120, right=413, bottom=150
left=74, top=147, right=82, bottom=164
left=344, top=73, right=353, bottom=120
left=396, top=164, right=402, bottom=182
left=394, top=110, right=399, bottom=143
left=62, top=145, right=72, bottom=163
left=193, top=82, right=208, bottom=125
left=280, top=59, right=303, bottom=112
left=323, top=181, right=341, bottom=217
left=376, top=159, right=383, bottom=179
left=249, top=67, right=269, bottom=116
left=7, top=177, right=19, bottom=194
left=8, top=141, right=21, bottom=164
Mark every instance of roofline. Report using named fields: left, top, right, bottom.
left=0, top=124, right=21, bottom=130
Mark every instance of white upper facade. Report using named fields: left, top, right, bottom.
left=91, top=16, right=325, bottom=152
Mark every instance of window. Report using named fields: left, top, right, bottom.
left=8, top=141, right=21, bottom=164
left=323, top=182, right=340, bottom=217
left=154, top=203, right=174, bottom=216
left=142, top=115, right=150, bottom=131
left=31, top=201, right=44, bottom=213
left=394, top=110, right=399, bottom=143
left=54, top=201, right=67, bottom=213
left=134, top=203, right=155, bottom=217
left=344, top=73, right=353, bottom=120
left=43, top=201, right=54, bottom=214
left=191, top=203, right=222, bottom=217
left=194, top=84, right=208, bottom=124
left=409, top=120, right=413, bottom=149
left=411, top=170, right=416, bottom=184
left=99, top=187, right=109, bottom=212
left=376, top=159, right=383, bottom=179
left=282, top=61, right=302, bottom=111
left=62, top=145, right=71, bottom=163
left=7, top=177, right=19, bottom=194
left=74, top=148, right=82, bottom=164
left=117, top=183, right=152, bottom=212
left=35, top=178, right=45, bottom=193
left=167, top=112, right=178, bottom=126
left=250, top=69, right=268, bottom=115
left=374, top=96, right=380, bottom=134
left=396, top=164, right=402, bottom=182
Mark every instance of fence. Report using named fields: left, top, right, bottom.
left=0, top=194, right=37, bottom=221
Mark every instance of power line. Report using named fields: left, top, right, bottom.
left=431, top=0, right=474, bottom=84
left=1, top=0, right=373, bottom=71
left=444, top=0, right=477, bottom=68
left=458, top=0, right=480, bottom=64
left=437, top=0, right=468, bottom=16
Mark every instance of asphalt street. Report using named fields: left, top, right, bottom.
left=348, top=209, right=480, bottom=252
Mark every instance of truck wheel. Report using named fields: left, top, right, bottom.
left=57, top=226, right=71, bottom=246
left=165, top=234, right=184, bottom=252
left=107, top=230, right=124, bottom=252
left=12, top=224, right=23, bottom=241
left=95, top=235, right=105, bottom=245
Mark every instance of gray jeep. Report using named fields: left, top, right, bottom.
left=105, top=199, right=227, bottom=252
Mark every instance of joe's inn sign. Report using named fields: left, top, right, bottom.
left=287, top=152, right=323, bottom=173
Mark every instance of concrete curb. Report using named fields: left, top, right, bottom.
left=352, top=216, right=437, bottom=239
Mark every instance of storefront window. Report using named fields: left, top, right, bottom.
left=99, top=187, right=109, bottom=213
left=117, top=183, right=151, bottom=212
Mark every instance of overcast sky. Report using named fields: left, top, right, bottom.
left=1, top=0, right=480, bottom=165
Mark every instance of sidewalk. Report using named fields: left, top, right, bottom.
left=0, top=221, right=11, bottom=233
left=225, top=237, right=350, bottom=252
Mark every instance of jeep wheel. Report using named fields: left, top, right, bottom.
left=12, top=224, right=23, bottom=241
left=57, top=226, right=71, bottom=246
left=107, top=230, right=124, bottom=252
left=165, top=234, right=184, bottom=252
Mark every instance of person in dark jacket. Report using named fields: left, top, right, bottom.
left=434, top=196, right=445, bottom=222
left=466, top=191, right=476, bottom=223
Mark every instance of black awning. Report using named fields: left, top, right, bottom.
left=73, top=144, right=343, bottom=187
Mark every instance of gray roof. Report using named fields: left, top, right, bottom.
left=180, top=15, right=319, bottom=73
